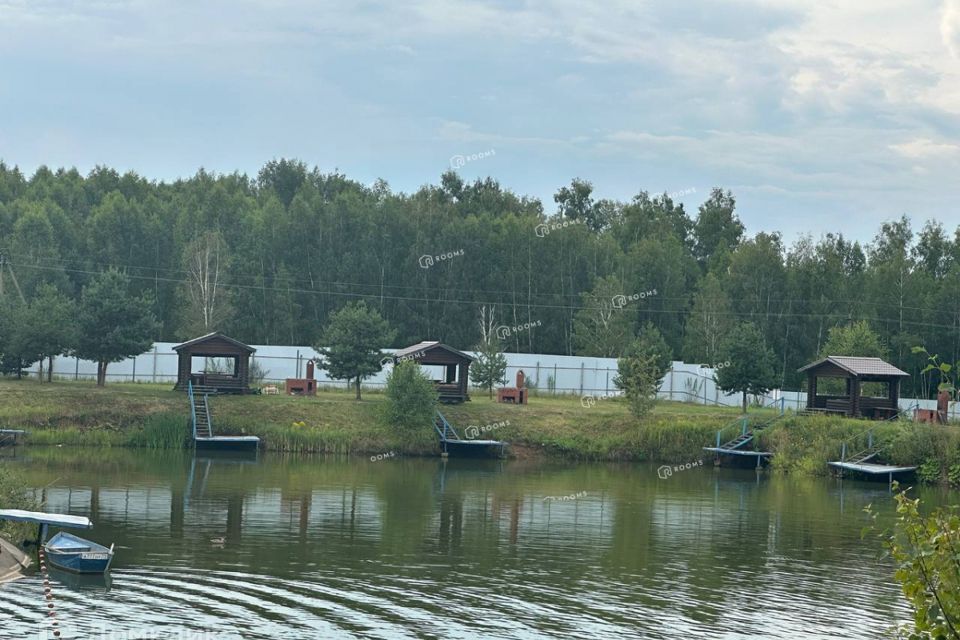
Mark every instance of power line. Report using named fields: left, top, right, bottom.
left=9, top=253, right=960, bottom=317
left=11, top=261, right=960, bottom=333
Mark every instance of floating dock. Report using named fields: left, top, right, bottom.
left=827, top=431, right=916, bottom=487
left=435, top=411, right=506, bottom=458
left=702, top=447, right=773, bottom=467
left=703, top=408, right=784, bottom=468
left=827, top=461, right=916, bottom=488
left=189, top=382, right=259, bottom=452
left=194, top=436, right=261, bottom=451
left=0, top=429, right=25, bottom=447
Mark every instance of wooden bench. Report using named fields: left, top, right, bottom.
left=825, top=399, right=850, bottom=414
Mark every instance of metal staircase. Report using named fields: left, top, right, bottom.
left=713, top=408, right=786, bottom=452
left=839, top=429, right=880, bottom=464
left=188, top=381, right=213, bottom=439
left=434, top=411, right=460, bottom=443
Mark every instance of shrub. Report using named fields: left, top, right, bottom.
left=0, top=467, right=37, bottom=544
left=384, top=360, right=437, bottom=433
left=869, top=488, right=960, bottom=639
left=614, top=349, right=659, bottom=418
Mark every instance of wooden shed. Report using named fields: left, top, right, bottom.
left=173, top=332, right=256, bottom=394
left=392, top=341, right=473, bottom=403
left=798, top=356, right=908, bottom=419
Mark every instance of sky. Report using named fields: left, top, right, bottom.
left=1, top=0, right=960, bottom=242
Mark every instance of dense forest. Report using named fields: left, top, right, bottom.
left=0, top=158, right=958, bottom=395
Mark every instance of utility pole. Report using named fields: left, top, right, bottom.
left=0, top=253, right=25, bottom=303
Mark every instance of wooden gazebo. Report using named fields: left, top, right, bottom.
left=392, top=341, right=473, bottom=403
left=798, top=356, right=908, bottom=419
left=173, top=332, right=256, bottom=394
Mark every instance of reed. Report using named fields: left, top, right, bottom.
left=126, top=412, right=189, bottom=449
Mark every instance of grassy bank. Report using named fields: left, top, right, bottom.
left=0, top=467, right=37, bottom=544
left=0, top=379, right=751, bottom=459
left=2, top=379, right=959, bottom=484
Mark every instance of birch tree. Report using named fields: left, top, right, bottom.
left=183, top=231, right=232, bottom=335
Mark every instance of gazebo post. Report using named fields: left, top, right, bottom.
left=850, top=377, right=861, bottom=417
left=458, top=362, right=469, bottom=400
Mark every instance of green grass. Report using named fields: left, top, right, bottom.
left=3, top=379, right=959, bottom=484
left=0, top=378, right=743, bottom=460
left=0, top=467, right=37, bottom=544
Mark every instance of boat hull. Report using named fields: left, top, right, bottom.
left=44, top=532, right=114, bottom=574
left=45, top=549, right=114, bottom=574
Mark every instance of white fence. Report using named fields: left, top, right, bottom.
left=23, top=344, right=955, bottom=417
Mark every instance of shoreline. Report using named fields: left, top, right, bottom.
left=2, top=380, right=959, bottom=485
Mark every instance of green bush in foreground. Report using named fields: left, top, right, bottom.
left=868, top=488, right=960, bottom=639
left=614, top=340, right=662, bottom=419
left=384, top=360, right=437, bottom=434
left=0, top=467, right=37, bottom=544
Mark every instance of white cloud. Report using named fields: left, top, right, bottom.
left=890, top=138, right=960, bottom=158
left=943, top=0, right=960, bottom=58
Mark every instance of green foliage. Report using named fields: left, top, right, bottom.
left=0, top=467, right=36, bottom=543
left=315, top=301, right=396, bottom=401
left=614, top=344, right=661, bottom=419
left=470, top=339, right=507, bottom=398
left=630, top=322, right=672, bottom=378
left=384, top=360, right=437, bottom=434
left=127, top=412, right=188, bottom=449
left=715, top=322, right=779, bottom=412
left=682, top=272, right=733, bottom=365
left=868, top=489, right=960, bottom=639
left=572, top=275, right=633, bottom=357
left=885, top=424, right=960, bottom=486
left=2, top=160, right=960, bottom=401
left=0, top=299, right=30, bottom=377
left=74, top=269, right=160, bottom=386
left=918, top=460, right=942, bottom=484
left=913, top=345, right=957, bottom=397
left=692, top=188, right=743, bottom=266
left=821, top=320, right=889, bottom=359
left=0, top=285, right=75, bottom=381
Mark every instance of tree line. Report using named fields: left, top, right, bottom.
left=1, top=159, right=958, bottom=396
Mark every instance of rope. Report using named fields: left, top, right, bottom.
left=36, top=545, right=61, bottom=638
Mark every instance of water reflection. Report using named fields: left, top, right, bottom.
left=0, top=448, right=934, bottom=639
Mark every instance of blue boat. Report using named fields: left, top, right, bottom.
left=44, top=532, right=114, bottom=574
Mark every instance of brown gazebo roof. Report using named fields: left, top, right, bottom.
left=797, top=356, right=907, bottom=377
left=173, top=332, right=256, bottom=353
left=394, top=341, right=474, bottom=362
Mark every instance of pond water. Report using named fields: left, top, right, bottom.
left=0, top=447, right=946, bottom=639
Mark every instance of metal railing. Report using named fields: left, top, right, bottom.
left=711, top=396, right=787, bottom=450
left=187, top=380, right=198, bottom=441
left=434, top=411, right=460, bottom=442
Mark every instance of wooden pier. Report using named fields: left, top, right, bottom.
left=435, top=411, right=506, bottom=458
left=189, top=381, right=259, bottom=452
